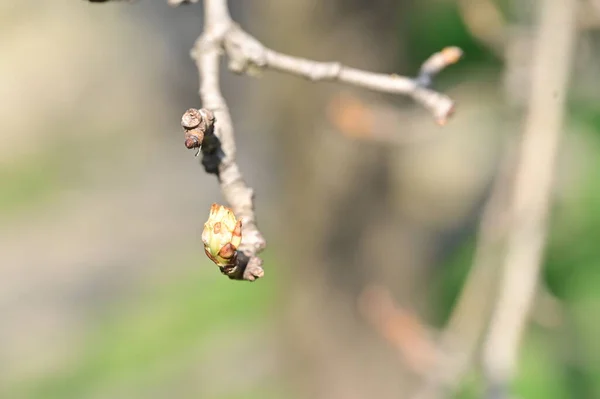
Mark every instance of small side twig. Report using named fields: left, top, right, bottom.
left=224, top=28, right=462, bottom=124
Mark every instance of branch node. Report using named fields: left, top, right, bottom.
left=219, top=252, right=265, bottom=281
left=181, top=108, right=215, bottom=150
left=224, top=27, right=268, bottom=74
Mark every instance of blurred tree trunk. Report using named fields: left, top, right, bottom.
left=250, top=2, right=420, bottom=398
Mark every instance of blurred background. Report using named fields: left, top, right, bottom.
left=1, top=0, right=599, bottom=398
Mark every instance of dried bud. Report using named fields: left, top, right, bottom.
left=185, top=132, right=203, bottom=150
left=182, top=109, right=204, bottom=150
left=202, top=204, right=242, bottom=269
left=181, top=108, right=202, bottom=129
left=181, top=108, right=215, bottom=152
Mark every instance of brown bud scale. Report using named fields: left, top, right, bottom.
left=181, top=108, right=202, bottom=129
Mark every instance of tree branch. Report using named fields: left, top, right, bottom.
left=91, top=0, right=462, bottom=281
left=184, top=0, right=265, bottom=281
left=409, top=143, right=517, bottom=399
left=182, top=0, right=462, bottom=281
left=481, top=0, right=577, bottom=395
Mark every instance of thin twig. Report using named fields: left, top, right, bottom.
left=191, top=0, right=266, bottom=281
left=224, top=28, right=461, bottom=124
left=481, top=0, right=577, bottom=396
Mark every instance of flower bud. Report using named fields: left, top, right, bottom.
left=202, top=203, right=242, bottom=269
